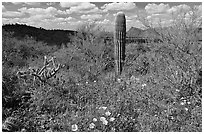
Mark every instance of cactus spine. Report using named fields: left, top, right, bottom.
left=114, top=12, right=126, bottom=76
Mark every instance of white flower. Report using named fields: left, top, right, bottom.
left=71, top=124, right=78, bottom=131
left=100, top=117, right=108, bottom=125
left=180, top=102, right=185, bottom=105
left=93, top=118, right=97, bottom=122
left=184, top=107, right=188, bottom=111
left=99, top=106, right=107, bottom=110
left=109, top=117, right=115, bottom=122
left=89, top=123, right=95, bottom=129
left=142, top=83, right=147, bottom=87
left=187, top=101, right=191, bottom=104
left=86, top=81, right=88, bottom=84
left=105, top=111, right=111, bottom=116
left=100, top=117, right=106, bottom=121
left=21, top=128, right=26, bottom=132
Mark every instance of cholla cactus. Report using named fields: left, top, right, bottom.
left=17, top=56, right=64, bottom=85
left=114, top=12, right=126, bottom=76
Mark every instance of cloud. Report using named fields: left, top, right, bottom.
left=81, top=14, right=102, bottom=20
left=46, top=2, right=57, bottom=6
left=101, top=2, right=136, bottom=11
left=14, top=7, right=70, bottom=27
left=2, top=17, right=21, bottom=24
left=51, top=17, right=75, bottom=23
left=60, top=2, right=101, bottom=14
left=24, top=2, right=41, bottom=6
left=60, top=2, right=82, bottom=8
left=11, top=2, right=41, bottom=6
left=145, top=3, right=170, bottom=14
left=2, top=11, right=25, bottom=18
left=18, top=7, right=67, bottom=16
left=11, top=2, right=24, bottom=5
left=167, top=4, right=191, bottom=14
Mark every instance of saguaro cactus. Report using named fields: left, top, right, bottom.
left=114, top=12, right=126, bottom=76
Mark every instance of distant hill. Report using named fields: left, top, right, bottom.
left=2, top=23, right=76, bottom=46
left=127, top=26, right=202, bottom=41
left=127, top=27, right=161, bottom=39
left=3, top=24, right=201, bottom=46
left=126, top=27, right=143, bottom=38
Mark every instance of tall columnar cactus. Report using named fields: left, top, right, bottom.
left=114, top=12, right=126, bottom=76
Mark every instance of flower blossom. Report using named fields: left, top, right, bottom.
left=71, top=124, right=78, bottom=131
left=105, top=111, right=111, bottom=116
left=109, top=117, right=115, bottom=122
left=89, top=123, right=95, bottom=129
left=100, top=117, right=108, bottom=125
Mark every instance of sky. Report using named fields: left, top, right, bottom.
left=2, top=1, right=202, bottom=31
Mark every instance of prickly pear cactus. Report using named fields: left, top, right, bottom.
left=114, top=12, right=126, bottom=76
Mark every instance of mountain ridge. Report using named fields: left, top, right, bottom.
left=2, top=23, right=76, bottom=46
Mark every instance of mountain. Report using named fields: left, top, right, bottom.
left=127, top=26, right=202, bottom=41
left=2, top=23, right=76, bottom=46
left=127, top=27, right=160, bottom=38
left=126, top=27, right=143, bottom=38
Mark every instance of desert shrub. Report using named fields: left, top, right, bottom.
left=2, top=30, right=56, bottom=68
left=53, top=22, right=114, bottom=83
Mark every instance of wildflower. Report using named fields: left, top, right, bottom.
left=109, top=117, right=115, bottom=122
left=100, top=117, right=108, bottom=125
left=117, top=78, right=122, bottom=83
left=21, top=128, right=26, bottom=132
left=180, top=102, right=185, bottom=105
left=93, top=118, right=97, bottom=122
left=71, top=124, right=78, bottom=131
left=184, top=107, right=188, bottom=111
left=89, top=123, right=95, bottom=129
left=105, top=111, right=111, bottom=116
left=142, top=83, right=146, bottom=87
left=187, top=101, right=191, bottom=104
left=99, top=106, right=107, bottom=110
left=86, top=81, right=88, bottom=84
left=76, top=83, right=80, bottom=85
